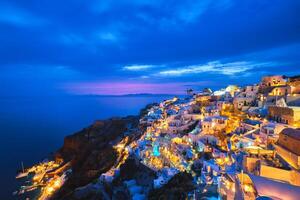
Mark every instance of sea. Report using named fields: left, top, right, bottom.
left=0, top=94, right=177, bottom=199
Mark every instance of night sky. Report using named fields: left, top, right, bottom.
left=1, top=0, right=300, bottom=96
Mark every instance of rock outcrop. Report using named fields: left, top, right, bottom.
left=52, top=116, right=141, bottom=199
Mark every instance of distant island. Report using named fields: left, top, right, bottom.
left=15, top=74, right=300, bottom=200
left=82, top=93, right=181, bottom=97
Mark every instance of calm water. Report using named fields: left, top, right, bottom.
left=0, top=95, right=175, bottom=199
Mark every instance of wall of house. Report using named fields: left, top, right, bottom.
left=233, top=98, right=253, bottom=109
left=294, top=109, right=300, bottom=122
left=245, top=85, right=259, bottom=93
left=291, top=170, right=300, bottom=186
left=288, top=80, right=300, bottom=94
left=275, top=144, right=300, bottom=170
left=268, top=106, right=295, bottom=125
left=278, top=133, right=300, bottom=155
left=259, top=165, right=300, bottom=186
left=269, top=86, right=289, bottom=96
left=201, top=120, right=226, bottom=134
left=201, top=121, right=212, bottom=134
left=243, top=156, right=259, bottom=173
left=260, top=165, right=290, bottom=182
left=261, top=75, right=286, bottom=87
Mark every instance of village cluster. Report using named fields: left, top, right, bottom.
left=131, top=75, right=300, bottom=199
left=15, top=74, right=300, bottom=200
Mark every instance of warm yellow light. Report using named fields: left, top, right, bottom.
left=47, top=187, right=54, bottom=194
left=53, top=180, right=61, bottom=187
left=212, top=122, right=216, bottom=127
left=244, top=184, right=253, bottom=192
left=232, top=185, right=235, bottom=192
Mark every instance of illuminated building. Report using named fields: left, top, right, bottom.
left=233, top=85, right=259, bottom=110
left=288, top=75, right=300, bottom=94
left=274, top=128, right=300, bottom=170
left=201, top=116, right=228, bottom=134
left=260, top=75, right=287, bottom=88
left=268, top=106, right=300, bottom=126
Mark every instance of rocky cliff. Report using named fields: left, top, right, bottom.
left=52, top=115, right=142, bottom=199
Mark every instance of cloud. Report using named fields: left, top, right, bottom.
left=0, top=0, right=299, bottom=97
left=177, top=0, right=212, bottom=23
left=0, top=5, right=45, bottom=27
left=123, top=64, right=156, bottom=71
left=90, top=0, right=233, bottom=29
left=98, top=32, right=118, bottom=42
left=157, top=61, right=276, bottom=76
left=163, top=0, right=234, bottom=26
left=58, top=23, right=126, bottom=47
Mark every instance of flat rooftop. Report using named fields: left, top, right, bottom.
left=281, top=128, right=300, bottom=140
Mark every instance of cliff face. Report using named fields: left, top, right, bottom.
left=148, top=172, right=195, bottom=200
left=52, top=116, right=141, bottom=200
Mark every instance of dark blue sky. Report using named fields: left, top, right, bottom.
left=1, top=0, right=300, bottom=95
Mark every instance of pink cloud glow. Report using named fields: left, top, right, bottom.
left=62, top=81, right=211, bottom=95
